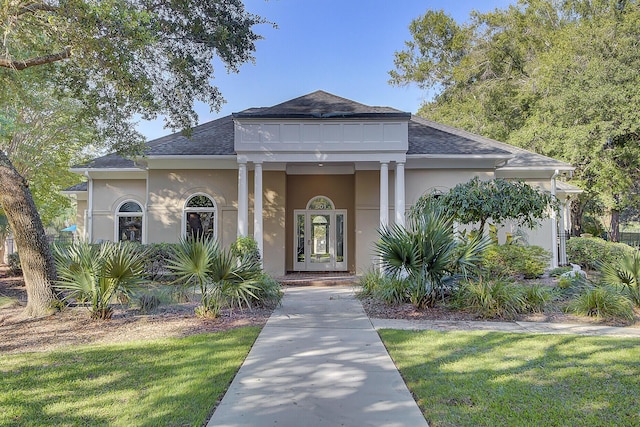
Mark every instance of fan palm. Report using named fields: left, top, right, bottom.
left=53, top=241, right=147, bottom=319
left=600, top=250, right=640, bottom=306
left=376, top=200, right=490, bottom=307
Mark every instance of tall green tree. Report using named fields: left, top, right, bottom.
left=0, top=0, right=268, bottom=317
left=391, top=0, right=640, bottom=240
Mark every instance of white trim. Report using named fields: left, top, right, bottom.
left=306, top=195, right=335, bottom=210
left=380, top=162, right=389, bottom=228
left=182, top=193, right=218, bottom=240
left=237, top=162, right=248, bottom=237
left=293, top=208, right=348, bottom=272
left=395, top=162, right=405, bottom=227
left=114, top=200, right=144, bottom=244
left=253, top=162, right=263, bottom=263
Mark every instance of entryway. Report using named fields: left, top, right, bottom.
left=293, top=196, right=347, bottom=271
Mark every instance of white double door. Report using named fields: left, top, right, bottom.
left=294, top=209, right=347, bottom=271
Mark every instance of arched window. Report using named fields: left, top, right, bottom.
left=184, top=194, right=217, bottom=239
left=116, top=201, right=143, bottom=243
left=307, top=196, right=335, bottom=210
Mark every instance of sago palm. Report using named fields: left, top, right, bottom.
left=53, top=241, right=147, bottom=319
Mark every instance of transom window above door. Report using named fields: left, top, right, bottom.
left=307, top=196, right=334, bottom=210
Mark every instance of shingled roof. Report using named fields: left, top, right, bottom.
left=75, top=91, right=571, bottom=171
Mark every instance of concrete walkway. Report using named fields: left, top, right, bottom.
left=207, top=286, right=429, bottom=427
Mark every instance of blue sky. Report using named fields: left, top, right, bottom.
left=138, top=0, right=512, bottom=140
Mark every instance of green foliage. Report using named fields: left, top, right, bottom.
left=566, top=237, right=634, bottom=270
left=428, top=177, right=556, bottom=232
left=549, top=266, right=572, bottom=277
left=600, top=250, right=640, bottom=306
left=52, top=241, right=148, bottom=319
left=391, top=1, right=640, bottom=231
left=231, top=236, right=261, bottom=264
left=566, top=285, right=634, bottom=322
left=251, top=274, right=283, bottom=309
left=454, top=279, right=526, bottom=319
left=7, top=252, right=21, bottom=276
left=557, top=271, right=585, bottom=290
left=376, top=201, right=490, bottom=307
left=482, top=244, right=551, bottom=279
left=167, top=235, right=264, bottom=317
left=522, top=284, right=556, bottom=313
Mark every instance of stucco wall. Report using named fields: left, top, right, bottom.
left=147, top=169, right=237, bottom=247
left=91, top=179, right=147, bottom=242
left=254, top=171, right=286, bottom=276
left=76, top=199, right=87, bottom=240
left=285, top=174, right=355, bottom=272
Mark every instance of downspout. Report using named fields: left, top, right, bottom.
left=85, top=171, right=94, bottom=243
left=550, top=170, right=559, bottom=268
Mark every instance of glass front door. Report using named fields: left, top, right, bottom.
left=294, top=210, right=347, bottom=271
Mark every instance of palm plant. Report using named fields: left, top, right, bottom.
left=600, top=250, right=640, bottom=306
left=167, top=235, right=262, bottom=317
left=376, top=199, right=490, bottom=307
left=53, top=241, right=147, bottom=319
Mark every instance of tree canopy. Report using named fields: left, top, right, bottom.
left=411, top=177, right=556, bottom=234
left=391, top=0, right=640, bottom=240
left=0, top=0, right=269, bottom=316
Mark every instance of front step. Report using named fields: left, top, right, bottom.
left=277, top=273, right=360, bottom=287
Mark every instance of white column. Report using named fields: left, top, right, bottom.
left=394, top=162, right=405, bottom=227
left=380, top=162, right=389, bottom=228
left=253, top=162, right=263, bottom=264
left=237, top=162, right=248, bottom=237
left=550, top=170, right=559, bottom=268
left=559, top=200, right=567, bottom=265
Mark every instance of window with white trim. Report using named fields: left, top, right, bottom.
left=184, top=194, right=217, bottom=239
left=116, top=201, right=143, bottom=243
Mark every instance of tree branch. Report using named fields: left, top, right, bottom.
left=0, top=47, right=72, bottom=70
left=15, top=3, right=58, bottom=16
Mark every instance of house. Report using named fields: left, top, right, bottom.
left=63, top=90, right=579, bottom=276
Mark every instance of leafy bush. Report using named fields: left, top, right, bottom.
left=231, top=236, right=261, bottom=263
left=357, top=270, right=408, bottom=305
left=557, top=271, right=585, bottom=290
left=7, top=252, right=21, bottom=276
left=600, top=250, right=640, bottom=307
left=251, top=274, right=283, bottom=308
left=53, top=241, right=148, bottom=319
left=566, top=237, right=634, bottom=270
left=453, top=279, right=526, bottom=319
left=566, top=285, right=634, bottom=322
left=482, top=244, right=550, bottom=279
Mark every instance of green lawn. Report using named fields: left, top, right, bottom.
left=1, top=327, right=260, bottom=426
left=379, top=330, right=640, bottom=427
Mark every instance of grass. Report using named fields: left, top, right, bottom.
left=379, top=329, right=640, bottom=427
left=0, top=327, right=261, bottom=426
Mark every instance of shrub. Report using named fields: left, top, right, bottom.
left=7, top=252, right=21, bottom=276
left=53, top=241, right=148, bottom=319
left=566, top=285, right=634, bottom=322
left=600, top=250, right=640, bottom=307
left=168, top=235, right=263, bottom=317
left=482, top=244, right=550, bottom=279
left=557, top=271, right=585, bottom=290
left=522, top=284, right=556, bottom=312
left=231, top=236, right=261, bottom=263
left=358, top=270, right=409, bottom=305
left=549, top=266, right=572, bottom=277
left=251, top=274, right=283, bottom=308
left=566, top=237, right=634, bottom=270
left=454, top=279, right=526, bottom=319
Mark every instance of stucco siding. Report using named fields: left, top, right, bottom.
left=91, top=179, right=146, bottom=242
left=147, top=169, right=236, bottom=247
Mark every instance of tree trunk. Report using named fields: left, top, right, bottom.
left=570, top=199, right=584, bottom=237
left=610, top=208, right=620, bottom=242
left=0, top=150, right=57, bottom=317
